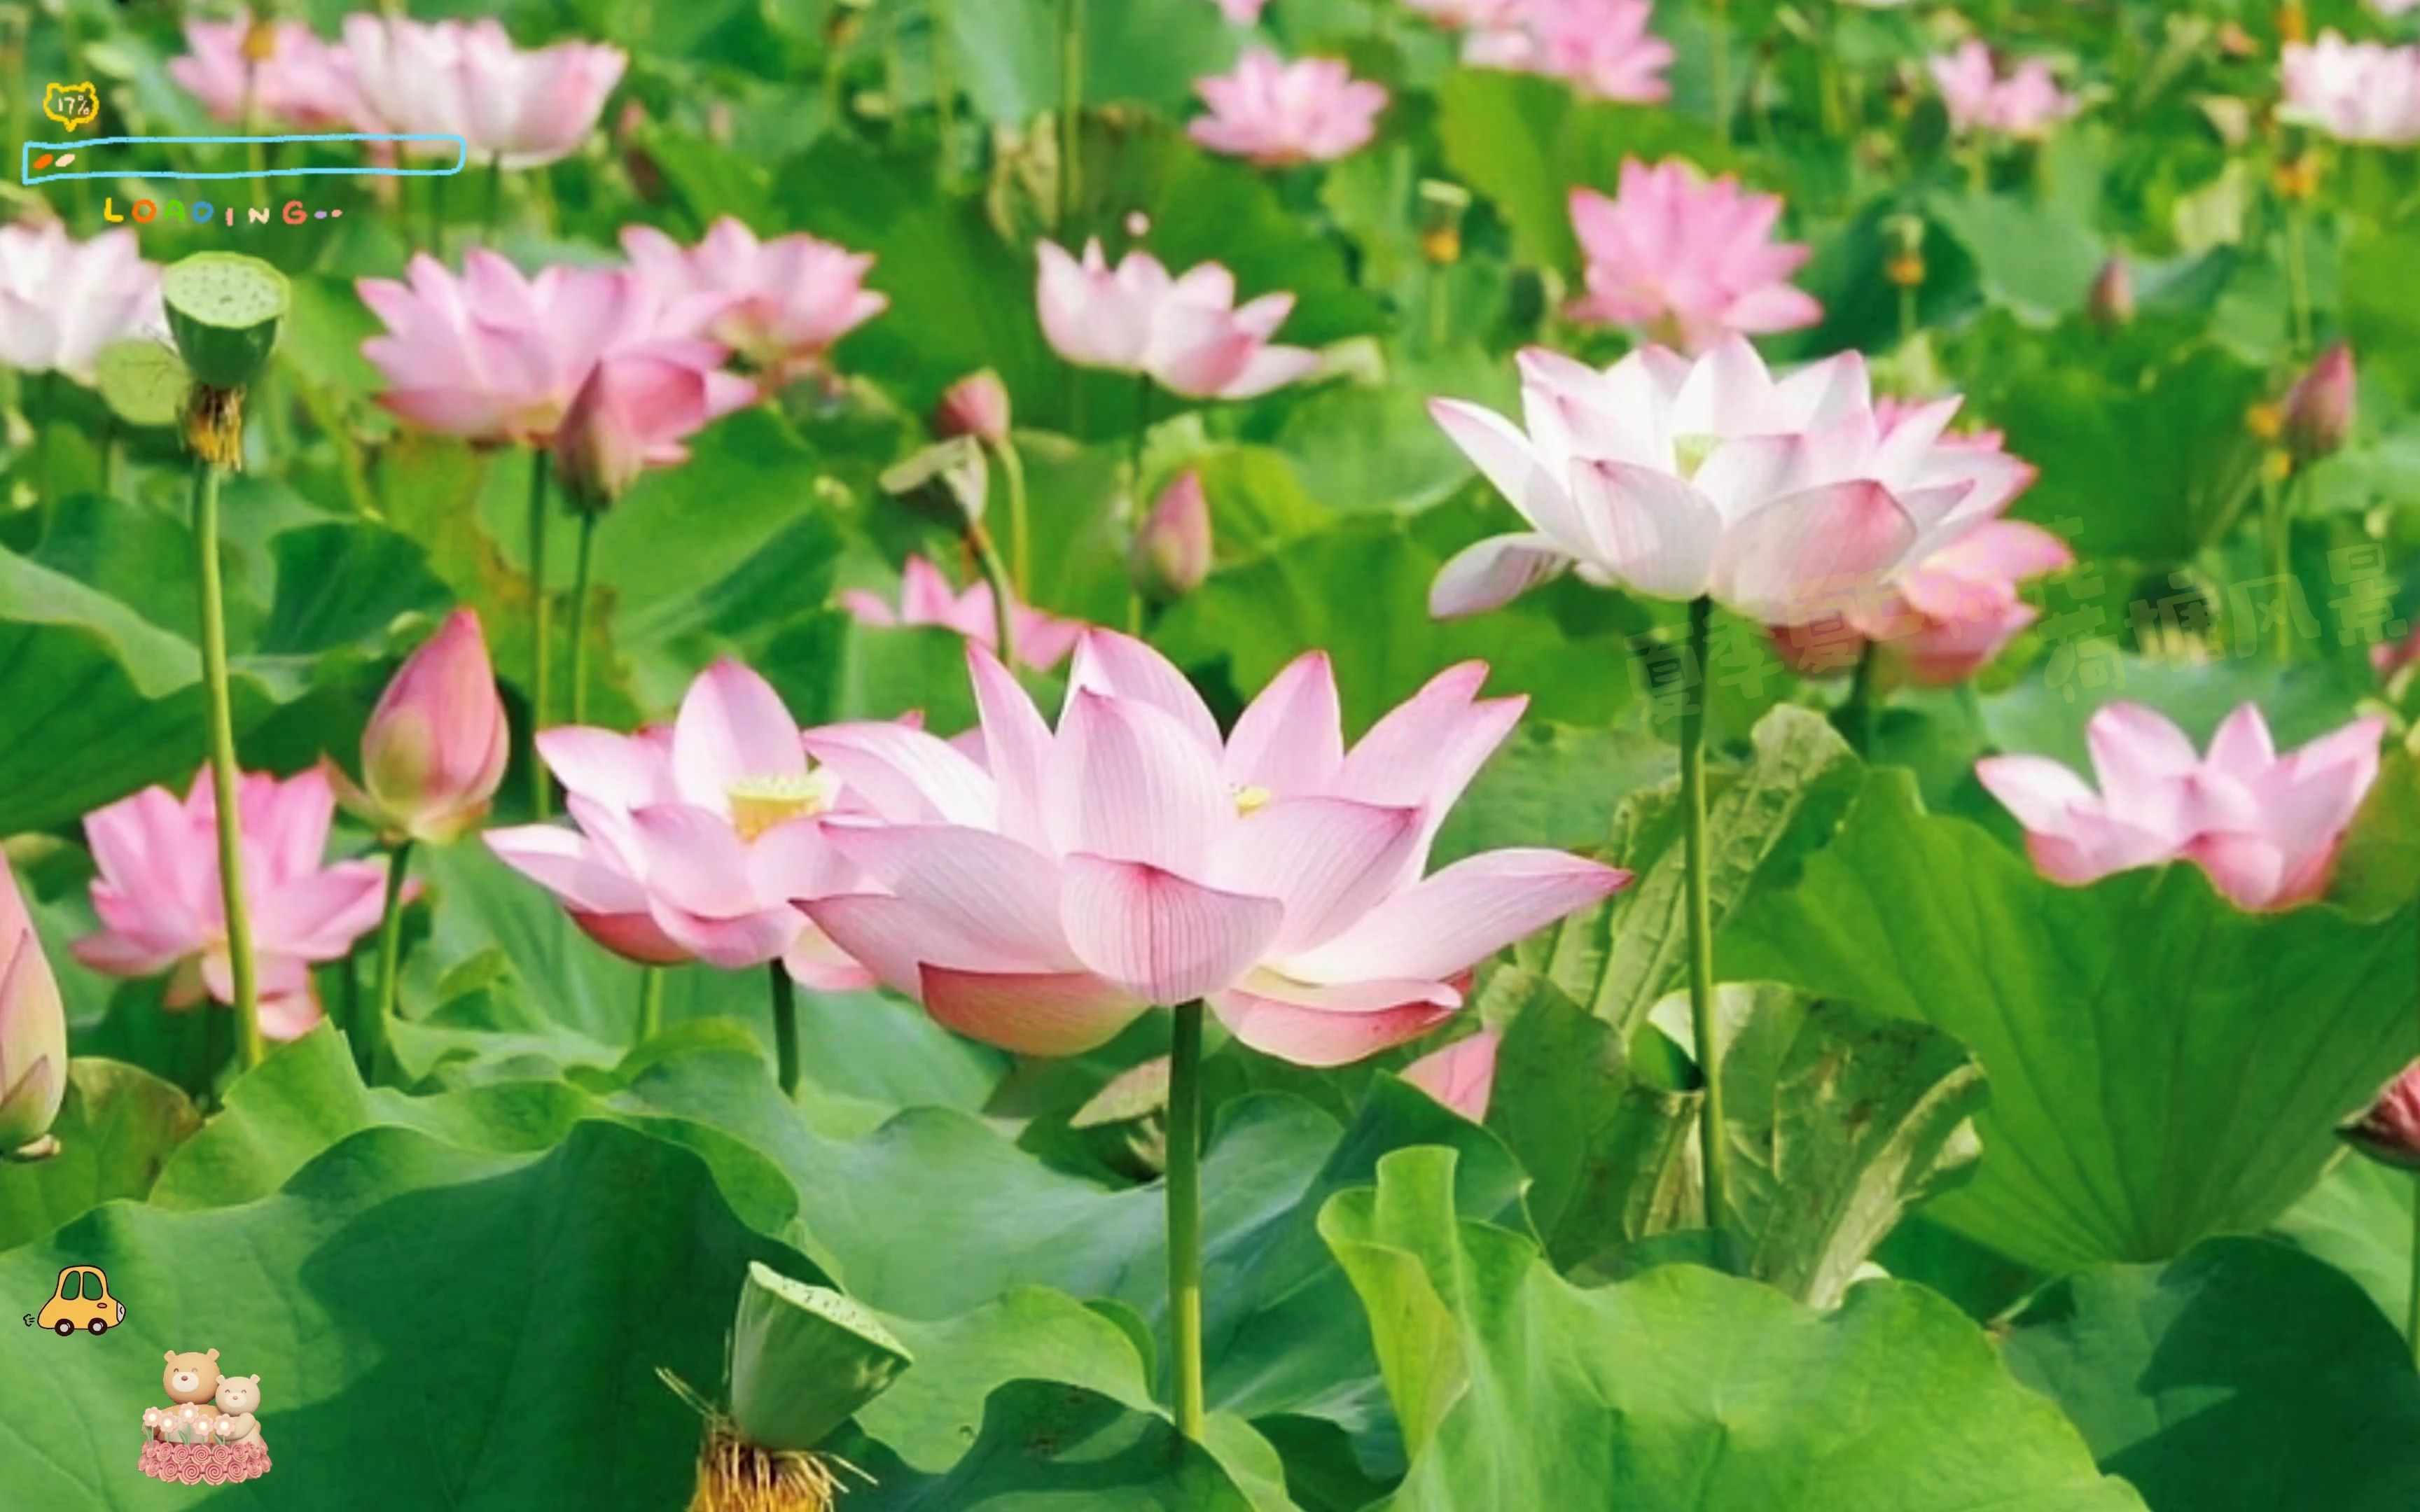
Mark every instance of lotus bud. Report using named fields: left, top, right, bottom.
left=2087, top=258, right=2134, bottom=330
left=337, top=609, right=509, bottom=846
left=555, top=353, right=711, bottom=514
left=2341, top=1058, right=2420, bottom=1170
left=933, top=370, right=1011, bottom=447
left=1402, top=1029, right=1501, bottom=1124
left=2283, top=341, right=2355, bottom=465
left=0, top=854, right=67, bottom=1156
left=880, top=435, right=989, bottom=526
left=1132, top=470, right=1211, bottom=602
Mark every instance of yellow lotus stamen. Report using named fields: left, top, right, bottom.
left=728, top=771, right=840, bottom=842
left=1231, top=783, right=1272, bottom=816
left=1674, top=433, right=1720, bottom=479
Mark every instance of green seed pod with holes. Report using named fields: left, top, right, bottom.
left=729, top=1264, right=912, bottom=1453
left=162, top=253, right=289, bottom=391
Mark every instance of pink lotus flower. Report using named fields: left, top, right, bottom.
left=0, top=223, right=163, bottom=384
left=74, top=769, right=394, bottom=1040
left=1464, top=0, right=1675, bottom=104
left=621, top=218, right=887, bottom=385
left=1929, top=41, right=2077, bottom=139
left=1404, top=0, right=1529, bottom=26
left=340, top=15, right=626, bottom=167
left=1134, top=471, right=1214, bottom=601
left=357, top=249, right=752, bottom=446
left=934, top=370, right=1012, bottom=446
left=1188, top=50, right=1389, bottom=166
left=1428, top=337, right=2032, bottom=626
left=840, top=556, right=1087, bottom=673
left=554, top=351, right=725, bottom=508
left=2283, top=32, right=2420, bottom=144
left=1210, top=0, right=1270, bottom=20
left=485, top=660, right=874, bottom=987
left=1769, top=403, right=2064, bottom=685
left=2376, top=0, right=2420, bottom=16
left=332, top=609, right=508, bottom=846
left=1036, top=241, right=1322, bottom=400
left=1566, top=158, right=1821, bottom=353
left=0, top=855, right=67, bottom=1154
left=1403, top=1028, right=1499, bottom=1121
left=1976, top=703, right=2386, bottom=912
left=795, top=632, right=1628, bottom=1065
left=168, top=15, right=361, bottom=129
left=2284, top=341, right=2356, bottom=463
left=2342, top=1058, right=2420, bottom=1170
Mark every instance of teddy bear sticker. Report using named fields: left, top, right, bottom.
left=139, top=1348, right=272, bottom=1486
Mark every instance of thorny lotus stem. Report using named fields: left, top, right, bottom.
left=770, top=962, right=800, bottom=1098
left=1165, top=999, right=1208, bottom=1442
left=368, top=839, right=415, bottom=1086
left=639, top=965, right=665, bottom=1044
left=193, top=458, right=264, bottom=1071
left=1126, top=377, right=1154, bottom=635
left=1058, top=0, right=1085, bottom=232
left=968, top=518, right=1018, bottom=666
left=1681, top=595, right=1730, bottom=1236
left=997, top=438, right=1032, bottom=599
left=568, top=507, right=599, bottom=725
left=526, top=448, right=555, bottom=819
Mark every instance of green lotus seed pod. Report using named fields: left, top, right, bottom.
left=162, top=253, right=289, bottom=390
left=94, top=340, right=190, bottom=428
left=728, top=1263, right=911, bottom=1453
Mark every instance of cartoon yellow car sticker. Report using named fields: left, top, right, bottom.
left=23, top=1266, right=124, bottom=1336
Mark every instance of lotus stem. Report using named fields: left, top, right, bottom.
left=997, top=438, right=1032, bottom=598
left=1126, top=377, right=1154, bottom=635
left=1681, top=595, right=1730, bottom=1236
left=1165, top=998, right=1208, bottom=1441
left=2262, top=465, right=2293, bottom=664
left=368, top=839, right=414, bottom=1086
left=568, top=507, right=599, bottom=726
left=968, top=518, right=1018, bottom=666
left=525, top=448, right=555, bottom=819
left=2407, top=1174, right=2420, bottom=1370
left=1058, top=0, right=1085, bottom=232
left=770, top=962, right=799, bottom=1098
left=482, top=155, right=503, bottom=246
left=32, top=370, right=54, bottom=503
left=2283, top=200, right=2314, bottom=357
left=1709, top=0, right=1732, bottom=148
left=1842, top=640, right=1882, bottom=755
left=193, top=458, right=264, bottom=1070
left=639, top=965, right=665, bottom=1044
left=933, top=0, right=958, bottom=190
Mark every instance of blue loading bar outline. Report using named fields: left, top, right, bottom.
left=21, top=133, right=470, bottom=185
